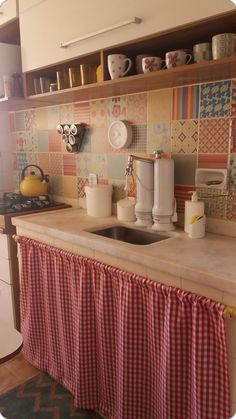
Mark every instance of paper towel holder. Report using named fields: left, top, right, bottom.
left=195, top=168, right=227, bottom=189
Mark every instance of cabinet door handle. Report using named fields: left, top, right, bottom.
left=60, top=17, right=142, bottom=48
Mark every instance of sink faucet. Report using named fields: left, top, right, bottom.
left=125, top=154, right=154, bottom=177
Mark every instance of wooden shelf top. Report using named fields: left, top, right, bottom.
left=2, top=55, right=236, bottom=111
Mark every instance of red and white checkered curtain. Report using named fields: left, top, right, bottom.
left=19, top=237, right=230, bottom=419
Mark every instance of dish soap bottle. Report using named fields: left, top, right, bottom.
left=184, top=191, right=204, bottom=234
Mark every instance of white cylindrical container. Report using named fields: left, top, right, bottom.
left=152, top=158, right=175, bottom=231
left=85, top=185, right=112, bottom=217
left=117, top=197, right=136, bottom=222
left=184, top=191, right=205, bottom=233
left=135, top=160, right=154, bottom=227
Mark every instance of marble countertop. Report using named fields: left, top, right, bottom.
left=12, top=208, right=236, bottom=296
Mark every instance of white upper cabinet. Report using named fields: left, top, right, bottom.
left=0, top=0, right=18, bottom=27
left=19, top=0, right=235, bottom=72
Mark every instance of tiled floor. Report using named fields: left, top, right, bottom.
left=0, top=351, right=39, bottom=395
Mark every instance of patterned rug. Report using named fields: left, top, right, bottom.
left=0, top=373, right=103, bottom=419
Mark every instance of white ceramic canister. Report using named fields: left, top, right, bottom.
left=117, top=197, right=136, bottom=222
left=85, top=184, right=112, bottom=217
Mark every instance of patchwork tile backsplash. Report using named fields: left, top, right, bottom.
left=7, top=78, right=236, bottom=223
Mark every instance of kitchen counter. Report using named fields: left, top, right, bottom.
left=12, top=208, right=236, bottom=302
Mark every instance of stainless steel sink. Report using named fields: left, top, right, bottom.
left=88, top=225, right=169, bottom=245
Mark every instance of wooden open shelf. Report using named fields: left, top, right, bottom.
left=1, top=10, right=235, bottom=111
left=23, top=55, right=236, bottom=107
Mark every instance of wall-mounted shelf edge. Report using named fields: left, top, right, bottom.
left=0, top=96, right=55, bottom=111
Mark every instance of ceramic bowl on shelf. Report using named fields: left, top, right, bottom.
left=108, top=120, right=132, bottom=149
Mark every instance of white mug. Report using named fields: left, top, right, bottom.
left=108, top=54, right=132, bottom=80
left=165, top=50, right=192, bottom=69
left=212, top=33, right=236, bottom=60
left=141, top=56, right=165, bottom=73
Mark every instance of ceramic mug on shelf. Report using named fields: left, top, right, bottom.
left=136, top=53, right=151, bottom=74
left=165, top=50, right=192, bottom=69
left=212, top=33, right=236, bottom=59
left=193, top=42, right=212, bottom=63
left=107, top=54, right=132, bottom=80
left=141, top=56, right=165, bottom=73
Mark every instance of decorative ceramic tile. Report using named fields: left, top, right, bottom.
left=90, top=126, right=108, bottom=154
left=27, top=152, right=38, bottom=166
left=127, top=177, right=136, bottom=198
left=48, top=130, right=62, bottom=152
left=107, top=96, right=126, bottom=124
left=15, top=131, right=27, bottom=152
left=231, top=80, right=236, bottom=117
left=35, top=108, right=48, bottom=130
left=74, top=102, right=90, bottom=124
left=59, top=104, right=74, bottom=124
left=174, top=185, right=195, bottom=214
left=90, top=99, right=107, bottom=127
left=25, top=110, right=37, bottom=131
left=63, top=176, right=78, bottom=198
left=172, top=85, right=199, bottom=120
left=107, top=154, right=126, bottom=180
left=9, top=113, right=15, bottom=132
left=91, top=154, right=108, bottom=179
left=63, top=153, right=76, bottom=176
left=198, top=119, right=230, bottom=153
left=231, top=118, right=236, bottom=152
left=127, top=93, right=147, bottom=124
left=50, top=153, right=63, bottom=175
left=198, top=153, right=228, bottom=169
left=147, top=89, right=172, bottom=123
left=14, top=112, right=25, bottom=131
left=171, top=120, right=198, bottom=154
left=47, top=106, right=60, bottom=129
left=13, top=153, right=18, bottom=170
left=49, top=175, right=63, bottom=196
left=226, top=192, right=236, bottom=220
left=172, top=154, right=197, bottom=185
left=80, top=128, right=91, bottom=152
left=200, top=80, right=231, bottom=118
left=147, top=122, right=171, bottom=154
left=76, top=153, right=92, bottom=178
left=26, top=131, right=37, bottom=152
left=38, top=153, right=50, bottom=174
left=37, top=131, right=49, bottom=152
left=197, top=188, right=227, bottom=219
left=112, top=181, right=126, bottom=203
left=127, top=124, right=147, bottom=153
left=229, top=154, right=236, bottom=187
left=13, top=171, right=21, bottom=191
left=15, top=152, right=28, bottom=171
left=77, top=177, right=89, bottom=198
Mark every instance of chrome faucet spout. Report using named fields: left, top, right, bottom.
left=125, top=154, right=154, bottom=177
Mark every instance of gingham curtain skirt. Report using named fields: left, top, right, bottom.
left=19, top=237, right=230, bottom=419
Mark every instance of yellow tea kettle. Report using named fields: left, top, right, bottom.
left=20, top=165, right=49, bottom=197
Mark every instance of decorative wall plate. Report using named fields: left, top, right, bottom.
left=108, top=120, right=132, bottom=149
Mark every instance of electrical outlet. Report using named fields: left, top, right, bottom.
left=88, top=173, right=98, bottom=185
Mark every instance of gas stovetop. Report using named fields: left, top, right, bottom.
left=0, top=192, right=71, bottom=233
left=0, top=192, right=64, bottom=214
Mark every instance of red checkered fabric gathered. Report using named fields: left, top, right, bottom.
left=19, top=237, right=230, bottom=419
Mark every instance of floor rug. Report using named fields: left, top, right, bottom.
left=0, top=373, right=103, bottom=419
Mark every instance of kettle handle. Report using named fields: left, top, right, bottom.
left=21, top=164, right=45, bottom=181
